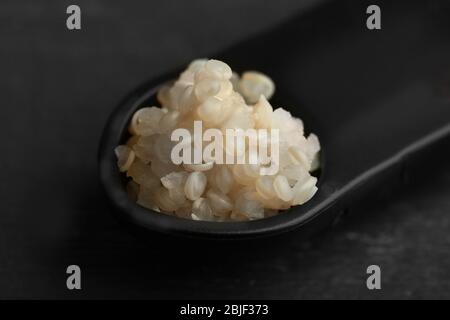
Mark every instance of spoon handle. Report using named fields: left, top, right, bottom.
left=220, top=0, right=450, bottom=232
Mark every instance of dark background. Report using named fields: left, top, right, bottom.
left=1, top=0, right=450, bottom=299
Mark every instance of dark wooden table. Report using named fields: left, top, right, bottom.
left=1, top=0, right=449, bottom=299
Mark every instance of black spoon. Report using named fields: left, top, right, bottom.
left=99, top=0, right=450, bottom=240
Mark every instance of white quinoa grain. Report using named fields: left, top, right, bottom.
left=215, top=166, right=234, bottom=194
left=238, top=71, right=275, bottom=104
left=192, top=197, right=214, bottom=221
left=129, top=107, right=165, bottom=136
left=184, top=171, right=207, bottom=201
left=273, top=175, right=294, bottom=202
left=115, top=145, right=135, bottom=172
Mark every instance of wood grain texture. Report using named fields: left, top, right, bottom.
left=0, top=0, right=449, bottom=299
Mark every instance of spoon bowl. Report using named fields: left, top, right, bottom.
left=98, top=74, right=327, bottom=240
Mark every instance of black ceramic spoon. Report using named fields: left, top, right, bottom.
left=99, top=0, right=450, bottom=239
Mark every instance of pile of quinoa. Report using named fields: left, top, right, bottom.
left=115, top=59, right=320, bottom=221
